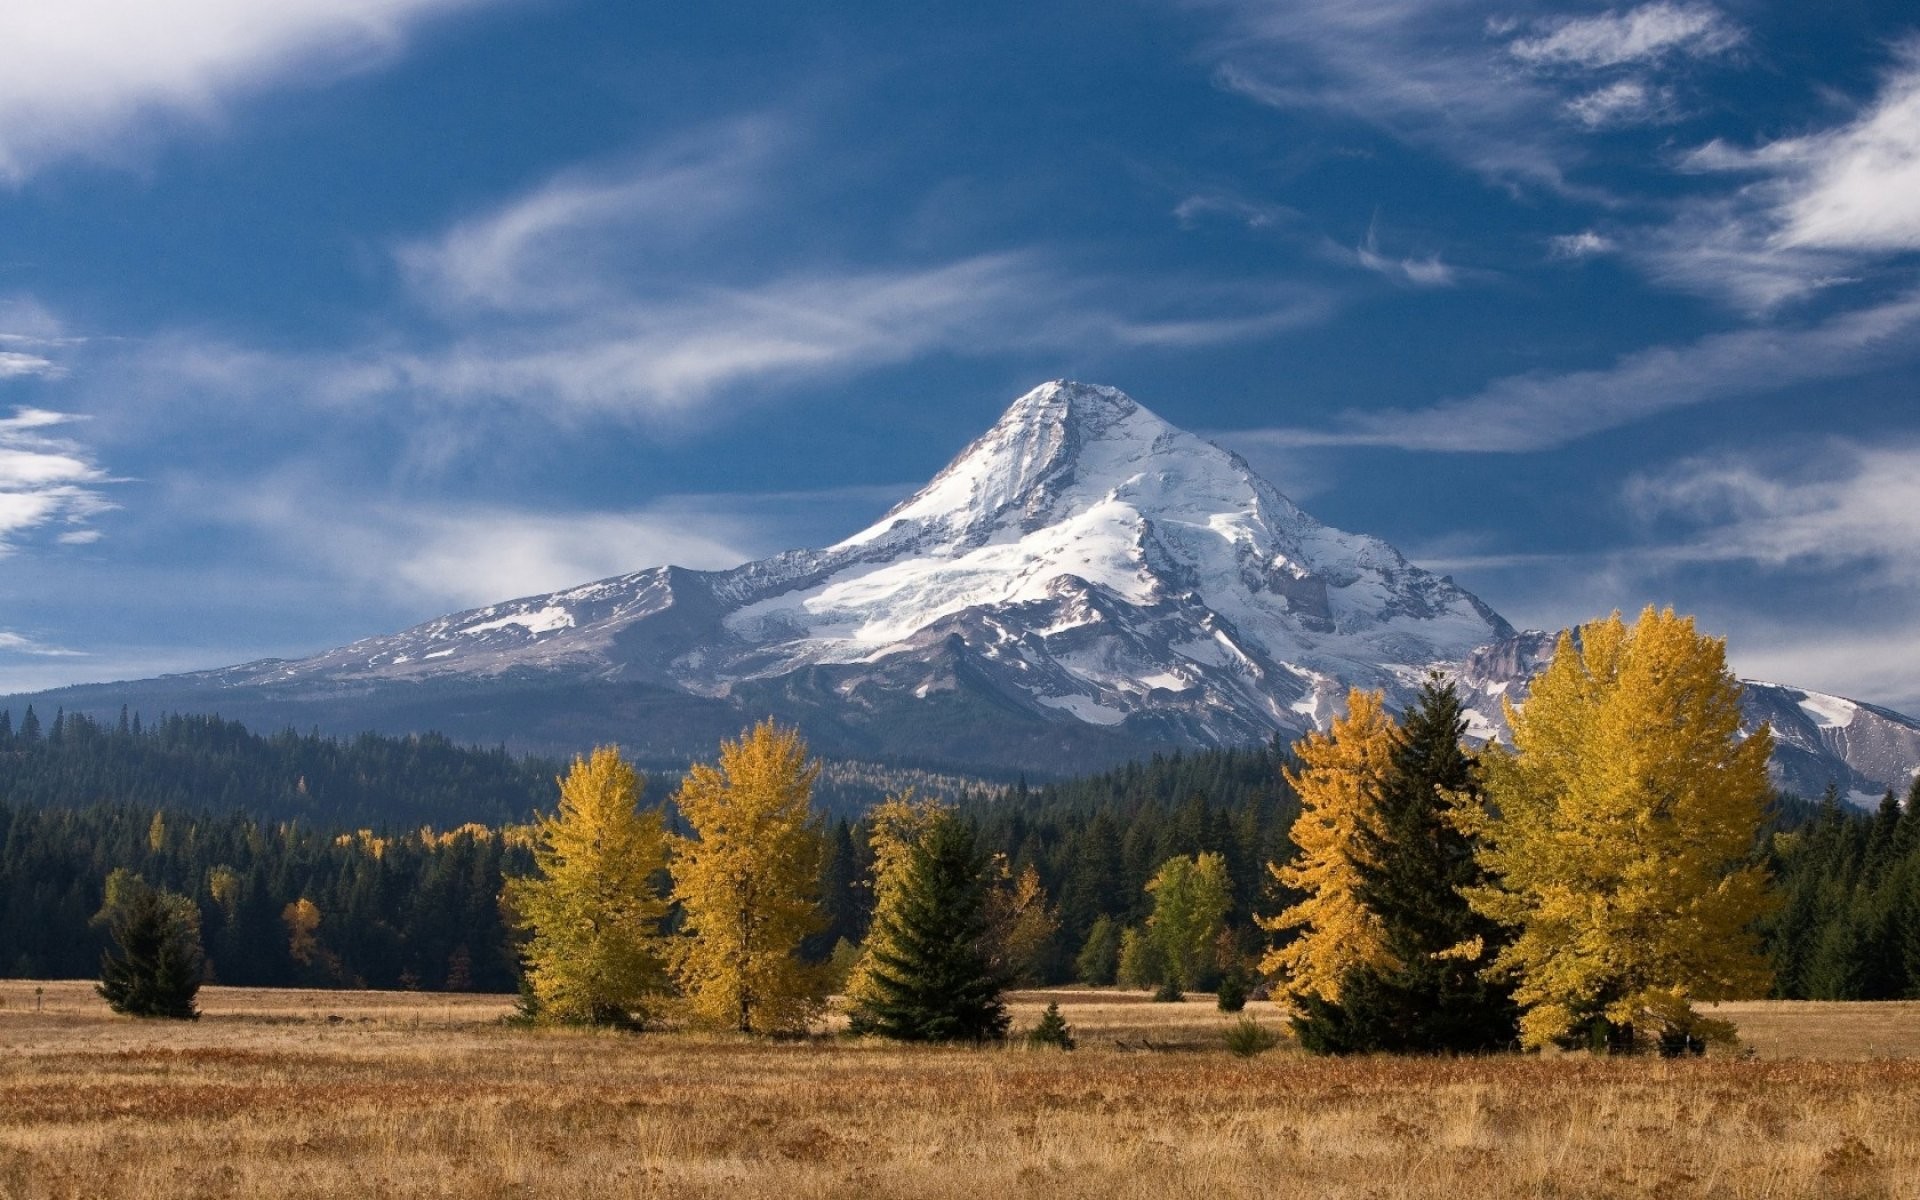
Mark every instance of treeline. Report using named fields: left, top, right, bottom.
left=0, top=798, right=526, bottom=990
left=1768, top=785, right=1920, bottom=999
left=813, top=741, right=1301, bottom=980
left=0, top=707, right=556, bottom=828
left=3, top=683, right=1914, bottom=1011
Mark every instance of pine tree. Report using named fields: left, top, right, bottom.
left=857, top=812, right=1009, bottom=1042
left=671, top=721, right=829, bottom=1035
left=1026, top=1001, right=1075, bottom=1049
left=846, top=793, right=948, bottom=1024
left=1294, top=676, right=1519, bottom=1054
left=97, top=877, right=203, bottom=1020
left=1144, top=852, right=1232, bottom=994
left=504, top=746, right=670, bottom=1026
left=1258, top=689, right=1397, bottom=1005
left=1463, top=608, right=1775, bottom=1051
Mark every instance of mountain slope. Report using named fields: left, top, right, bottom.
left=9, top=381, right=1917, bottom=800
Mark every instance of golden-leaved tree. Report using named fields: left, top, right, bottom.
left=505, top=746, right=671, bottom=1026
left=1463, top=607, right=1775, bottom=1051
left=671, top=720, right=828, bottom=1035
left=1258, top=688, right=1398, bottom=1004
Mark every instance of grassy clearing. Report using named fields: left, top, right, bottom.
left=2, top=981, right=1918, bottom=1199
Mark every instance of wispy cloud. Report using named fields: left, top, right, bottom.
left=0, top=352, right=61, bottom=380
left=0, top=0, right=514, bottom=181
left=1644, top=41, right=1920, bottom=308
left=1564, top=78, right=1676, bottom=128
left=1196, top=0, right=1574, bottom=189
left=1173, top=191, right=1298, bottom=230
left=1504, top=2, right=1742, bottom=70
left=0, top=407, right=115, bottom=552
left=1549, top=229, right=1616, bottom=259
left=75, top=123, right=1339, bottom=440
left=1352, top=217, right=1457, bottom=286
left=1236, top=288, right=1920, bottom=451
left=1625, top=440, right=1920, bottom=586
left=0, top=630, right=85, bottom=657
left=395, top=118, right=782, bottom=314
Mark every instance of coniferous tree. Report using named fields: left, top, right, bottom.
left=505, top=746, right=671, bottom=1026
left=1293, top=676, right=1518, bottom=1054
left=671, top=721, right=829, bottom=1035
left=858, top=812, right=1009, bottom=1043
left=1464, top=608, right=1775, bottom=1051
left=98, top=878, right=204, bottom=1020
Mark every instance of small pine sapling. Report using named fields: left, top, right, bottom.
left=1026, top=1001, right=1076, bottom=1050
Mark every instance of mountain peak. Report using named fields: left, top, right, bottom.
left=1002, top=379, right=1142, bottom=435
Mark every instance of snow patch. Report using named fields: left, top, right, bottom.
left=1036, top=694, right=1128, bottom=725
left=1797, top=691, right=1858, bottom=730
left=458, top=606, right=576, bottom=636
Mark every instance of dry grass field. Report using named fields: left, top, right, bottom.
left=3, top=981, right=1919, bottom=1199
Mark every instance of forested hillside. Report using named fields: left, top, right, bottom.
left=0, top=707, right=556, bottom=828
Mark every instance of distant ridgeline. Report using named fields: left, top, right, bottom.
left=1, top=707, right=1915, bottom=1001
left=0, top=707, right=558, bottom=829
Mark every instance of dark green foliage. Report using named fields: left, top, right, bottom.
left=0, top=709, right=555, bottom=828
left=0, top=795, right=525, bottom=990
left=97, top=880, right=203, bottom=1019
left=1075, top=915, right=1121, bottom=985
left=859, top=814, right=1010, bottom=1043
left=1762, top=776, right=1920, bottom=1000
left=1152, top=980, right=1185, bottom=1003
left=1216, top=966, right=1249, bottom=1012
left=1291, top=677, right=1519, bottom=1055
left=1223, top=1015, right=1279, bottom=1057
left=1026, top=1001, right=1075, bottom=1050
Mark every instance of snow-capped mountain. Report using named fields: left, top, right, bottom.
left=13, top=381, right=1919, bottom=802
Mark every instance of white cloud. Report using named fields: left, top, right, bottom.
left=1195, top=0, right=1576, bottom=190
left=0, top=0, right=510, bottom=181
left=1646, top=42, right=1920, bottom=308
left=0, top=630, right=83, bottom=657
left=396, top=119, right=782, bottom=314
left=1625, top=441, right=1920, bottom=586
left=332, top=253, right=1083, bottom=420
left=1506, top=2, right=1742, bottom=70
left=0, top=407, right=115, bottom=552
left=1564, top=78, right=1674, bottom=128
left=1236, top=288, right=1920, bottom=451
left=0, top=351, right=61, bottom=380
left=1549, top=230, right=1616, bottom=259
left=1173, top=192, right=1298, bottom=230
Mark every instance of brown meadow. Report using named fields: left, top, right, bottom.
left=2, top=981, right=1919, bottom=1199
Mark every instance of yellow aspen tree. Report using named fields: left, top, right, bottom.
left=984, top=861, right=1062, bottom=984
left=671, top=720, right=829, bottom=1035
left=504, top=746, right=671, bottom=1026
left=1258, top=688, right=1398, bottom=1004
left=845, top=792, right=947, bottom=1017
left=1464, top=607, right=1775, bottom=1051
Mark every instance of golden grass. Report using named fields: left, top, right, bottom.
left=2, top=981, right=1918, bottom=1199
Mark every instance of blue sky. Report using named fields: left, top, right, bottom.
left=3, top=0, right=1919, bottom=712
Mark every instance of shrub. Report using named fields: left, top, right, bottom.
left=1153, top=980, right=1185, bottom=1003
left=1225, top=1015, right=1280, bottom=1058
